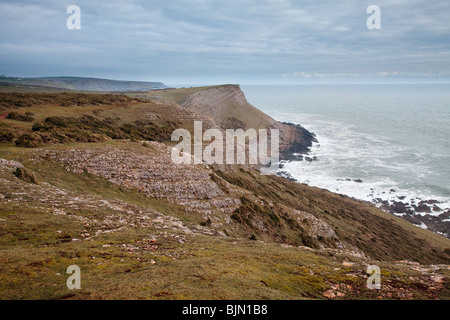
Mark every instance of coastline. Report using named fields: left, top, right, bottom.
left=275, top=122, right=450, bottom=240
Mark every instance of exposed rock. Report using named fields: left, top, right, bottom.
left=438, top=210, right=450, bottom=220
left=323, top=290, right=336, bottom=299
left=0, top=157, right=218, bottom=240
left=178, top=85, right=317, bottom=160
left=342, top=261, right=355, bottom=267
left=414, top=204, right=432, bottom=213
left=39, top=143, right=237, bottom=215
left=419, top=200, right=440, bottom=205
left=278, top=122, right=317, bottom=158
left=12, top=167, right=38, bottom=184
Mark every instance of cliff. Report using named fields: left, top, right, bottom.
left=0, top=87, right=449, bottom=300
left=132, top=84, right=317, bottom=159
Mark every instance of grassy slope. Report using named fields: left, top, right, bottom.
left=213, top=167, right=450, bottom=264
left=0, top=143, right=448, bottom=300
left=0, top=77, right=165, bottom=92
left=0, top=89, right=449, bottom=300
left=127, top=86, right=232, bottom=104
left=0, top=92, right=187, bottom=146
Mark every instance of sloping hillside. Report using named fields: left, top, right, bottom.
left=0, top=88, right=449, bottom=300
left=0, top=76, right=166, bottom=92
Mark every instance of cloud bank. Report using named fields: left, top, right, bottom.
left=1, top=0, right=449, bottom=84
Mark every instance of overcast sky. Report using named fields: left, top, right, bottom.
left=1, top=0, right=449, bottom=85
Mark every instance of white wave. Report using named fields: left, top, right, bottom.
left=275, top=112, right=450, bottom=216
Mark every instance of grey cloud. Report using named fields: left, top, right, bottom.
left=0, top=0, right=449, bottom=84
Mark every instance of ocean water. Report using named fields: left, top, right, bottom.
left=242, top=84, right=450, bottom=218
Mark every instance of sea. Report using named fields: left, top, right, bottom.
left=242, top=84, right=450, bottom=222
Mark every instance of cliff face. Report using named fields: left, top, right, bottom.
left=180, top=85, right=277, bottom=129
left=278, top=122, right=318, bottom=157
left=177, top=85, right=317, bottom=159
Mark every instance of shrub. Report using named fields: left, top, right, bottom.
left=15, top=133, right=43, bottom=148
left=0, top=131, right=14, bottom=143
left=45, top=117, right=69, bottom=127
left=6, top=111, right=34, bottom=122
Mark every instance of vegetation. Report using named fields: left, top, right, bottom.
left=213, top=166, right=450, bottom=265
left=28, top=115, right=179, bottom=145
left=0, top=92, right=143, bottom=111
left=0, top=92, right=181, bottom=147
left=0, top=87, right=449, bottom=300
left=6, top=111, right=35, bottom=122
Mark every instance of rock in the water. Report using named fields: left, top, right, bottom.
left=414, top=204, right=431, bottom=213
left=438, top=210, right=450, bottom=220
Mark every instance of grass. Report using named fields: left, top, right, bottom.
left=126, top=85, right=237, bottom=104
left=1, top=206, right=447, bottom=300
left=213, top=166, right=450, bottom=265
left=0, top=142, right=448, bottom=300
left=0, top=142, right=205, bottom=226
left=0, top=92, right=183, bottom=147
left=0, top=89, right=449, bottom=300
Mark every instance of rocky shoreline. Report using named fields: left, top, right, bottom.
left=374, top=198, right=450, bottom=239
left=275, top=136, right=450, bottom=239
left=276, top=162, right=450, bottom=239
left=278, top=122, right=318, bottom=161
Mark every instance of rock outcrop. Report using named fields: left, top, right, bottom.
left=178, top=85, right=317, bottom=159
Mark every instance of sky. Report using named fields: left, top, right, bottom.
left=0, top=0, right=450, bottom=86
